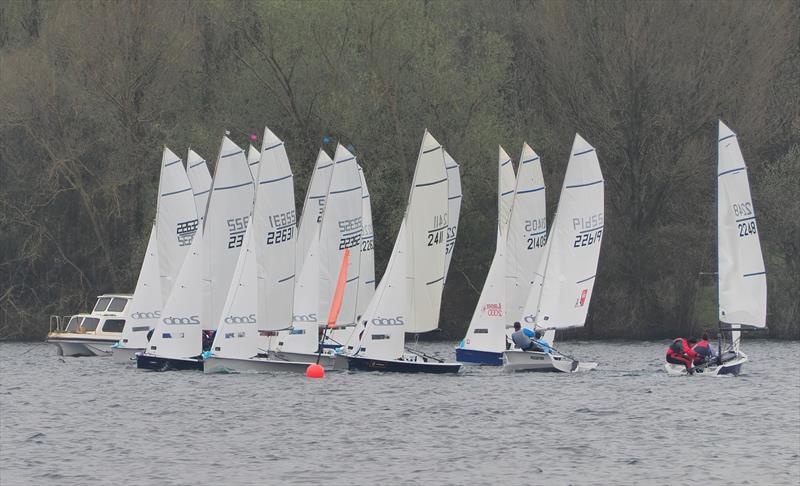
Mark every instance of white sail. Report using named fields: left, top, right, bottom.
left=186, top=149, right=212, bottom=224
left=506, top=143, right=547, bottom=321
left=278, top=144, right=362, bottom=354
left=355, top=165, right=375, bottom=318
left=255, top=127, right=297, bottom=329
left=523, top=134, right=604, bottom=330
left=146, top=235, right=204, bottom=359
left=156, top=147, right=198, bottom=305
left=498, top=146, right=517, bottom=236
left=461, top=152, right=517, bottom=353
left=119, top=225, right=162, bottom=349
left=210, top=225, right=259, bottom=359
left=247, top=144, right=261, bottom=182
left=444, top=151, right=462, bottom=279
left=717, top=120, right=766, bottom=328
left=201, top=136, right=255, bottom=331
left=354, top=131, right=448, bottom=360
left=296, top=149, right=334, bottom=274
left=317, top=144, right=363, bottom=327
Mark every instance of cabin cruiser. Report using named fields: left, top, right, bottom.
left=47, top=294, right=131, bottom=356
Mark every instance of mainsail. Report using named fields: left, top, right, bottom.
left=444, top=151, right=462, bottom=279
left=247, top=144, right=261, bottom=182
left=296, top=149, right=334, bottom=274
left=186, top=149, right=212, bottom=224
left=717, top=120, right=766, bottom=329
left=522, top=134, right=604, bottom=331
left=460, top=147, right=518, bottom=353
left=156, top=147, right=198, bottom=305
left=506, top=143, right=547, bottom=320
left=354, top=131, right=449, bottom=360
left=201, top=136, right=255, bottom=331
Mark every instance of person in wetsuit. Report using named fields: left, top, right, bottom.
left=666, top=337, right=699, bottom=373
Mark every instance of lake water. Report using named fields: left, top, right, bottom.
left=1, top=340, right=798, bottom=485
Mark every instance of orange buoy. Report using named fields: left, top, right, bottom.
left=306, top=363, right=325, bottom=378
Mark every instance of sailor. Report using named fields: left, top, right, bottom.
left=665, top=337, right=698, bottom=373
left=692, top=332, right=716, bottom=365
left=511, top=322, right=550, bottom=353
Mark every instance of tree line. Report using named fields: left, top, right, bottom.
left=1, top=0, right=798, bottom=340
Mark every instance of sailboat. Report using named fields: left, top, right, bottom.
left=341, top=130, right=462, bottom=373
left=204, top=127, right=305, bottom=373
left=503, top=134, right=604, bottom=373
left=663, top=120, right=766, bottom=376
left=269, top=144, right=363, bottom=367
left=137, top=135, right=254, bottom=370
left=456, top=146, right=517, bottom=365
left=110, top=147, right=198, bottom=362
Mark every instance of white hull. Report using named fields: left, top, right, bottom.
left=46, top=334, right=118, bottom=357
left=111, top=347, right=142, bottom=364
left=268, top=351, right=336, bottom=369
left=502, top=349, right=598, bottom=373
left=203, top=356, right=311, bottom=374
left=664, top=352, right=748, bottom=377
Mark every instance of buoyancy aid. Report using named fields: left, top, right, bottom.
left=693, top=339, right=712, bottom=356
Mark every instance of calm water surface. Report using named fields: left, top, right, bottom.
left=1, top=341, right=798, bottom=485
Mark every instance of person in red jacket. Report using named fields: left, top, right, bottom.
left=666, top=337, right=698, bottom=373
left=692, top=332, right=716, bottom=365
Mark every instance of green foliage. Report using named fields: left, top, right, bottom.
left=0, top=0, right=797, bottom=340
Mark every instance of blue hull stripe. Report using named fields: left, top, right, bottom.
left=455, top=348, right=503, bottom=365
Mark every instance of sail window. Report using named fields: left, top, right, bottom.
left=107, top=298, right=128, bottom=313
left=65, top=316, right=82, bottom=332
left=93, top=298, right=111, bottom=312
left=101, top=319, right=125, bottom=333
left=80, top=317, right=100, bottom=332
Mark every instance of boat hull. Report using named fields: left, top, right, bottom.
left=269, top=351, right=336, bottom=369
left=455, top=347, right=503, bottom=365
left=663, top=352, right=748, bottom=377
left=502, top=349, right=597, bottom=373
left=136, top=354, right=203, bottom=371
left=203, top=356, right=310, bottom=374
left=46, top=334, right=118, bottom=357
left=346, top=355, right=462, bottom=374
left=111, top=346, right=142, bottom=364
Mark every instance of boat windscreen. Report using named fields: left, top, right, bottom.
left=65, top=316, right=82, bottom=332
left=80, top=317, right=100, bottom=332
left=107, top=298, right=128, bottom=313
left=93, top=298, right=111, bottom=312
left=101, top=319, right=125, bottom=333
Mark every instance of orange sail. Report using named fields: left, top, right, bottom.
left=326, top=248, right=350, bottom=328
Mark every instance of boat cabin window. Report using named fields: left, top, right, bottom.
left=65, top=316, right=82, bottom=332
left=93, top=297, right=112, bottom=312
left=80, top=317, right=100, bottom=332
left=101, top=319, right=126, bottom=333
left=107, top=298, right=128, bottom=313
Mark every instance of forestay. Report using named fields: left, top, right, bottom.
left=354, top=131, right=449, bottom=360
left=522, top=134, right=604, bottom=330
left=506, top=143, right=547, bottom=321
left=146, top=235, right=204, bottom=359
left=156, top=147, right=198, bottom=305
left=118, top=225, right=162, bottom=349
left=186, top=149, right=212, bottom=224
left=201, top=136, right=255, bottom=331
left=717, top=120, right=766, bottom=328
